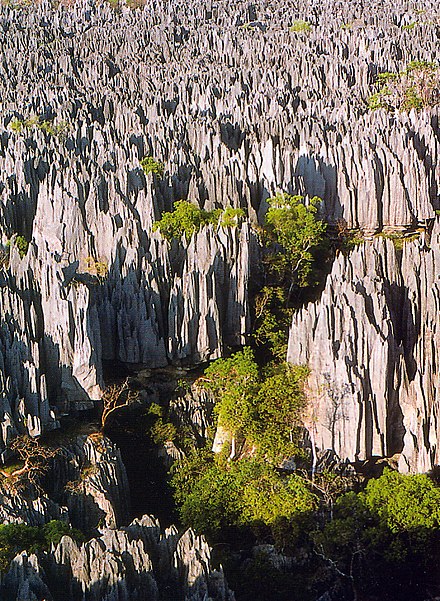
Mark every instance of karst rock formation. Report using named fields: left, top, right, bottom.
left=1, top=0, right=440, bottom=596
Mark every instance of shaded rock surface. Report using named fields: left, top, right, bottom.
left=0, top=433, right=129, bottom=530
left=288, top=220, right=440, bottom=472
left=0, top=433, right=234, bottom=600
left=1, top=516, right=234, bottom=601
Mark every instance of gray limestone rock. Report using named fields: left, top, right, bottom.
left=0, top=0, right=439, bottom=454
left=288, top=221, right=440, bottom=472
left=1, top=518, right=234, bottom=601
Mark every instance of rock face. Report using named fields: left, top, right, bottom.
left=0, top=433, right=129, bottom=529
left=1, top=516, right=234, bottom=601
left=0, top=0, right=439, bottom=450
left=0, top=434, right=234, bottom=601
left=288, top=221, right=440, bottom=473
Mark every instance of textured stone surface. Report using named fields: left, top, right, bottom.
left=0, top=433, right=129, bottom=529
left=0, top=517, right=234, bottom=601
left=288, top=221, right=440, bottom=472
left=0, top=0, right=439, bottom=451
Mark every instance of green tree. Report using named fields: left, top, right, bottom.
left=201, top=348, right=307, bottom=463
left=264, top=193, right=327, bottom=301
left=252, top=363, right=309, bottom=462
left=253, top=286, right=293, bottom=360
left=368, top=61, right=440, bottom=112
left=171, top=451, right=316, bottom=540
left=202, top=347, right=260, bottom=440
left=313, top=469, right=440, bottom=600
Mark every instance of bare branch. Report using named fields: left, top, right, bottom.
left=101, top=378, right=139, bottom=429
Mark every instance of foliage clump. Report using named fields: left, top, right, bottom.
left=81, top=256, right=108, bottom=280
left=289, top=20, right=312, bottom=33
left=9, top=116, right=69, bottom=139
left=6, top=235, right=29, bottom=259
left=146, top=402, right=177, bottom=445
left=171, top=347, right=312, bottom=539
left=171, top=450, right=316, bottom=539
left=376, top=231, right=420, bottom=250
left=335, top=219, right=364, bottom=253
left=264, top=193, right=327, bottom=293
left=140, top=156, right=165, bottom=178
left=313, top=469, right=440, bottom=599
left=153, top=201, right=245, bottom=241
left=202, top=347, right=307, bottom=463
left=251, top=194, right=326, bottom=359
left=368, top=60, right=440, bottom=111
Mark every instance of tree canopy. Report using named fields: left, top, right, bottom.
left=264, top=193, right=327, bottom=290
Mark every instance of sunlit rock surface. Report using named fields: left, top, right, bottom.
left=288, top=222, right=440, bottom=472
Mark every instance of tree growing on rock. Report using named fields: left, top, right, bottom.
left=101, top=378, right=139, bottom=430
left=0, top=435, right=58, bottom=491
left=264, top=193, right=327, bottom=299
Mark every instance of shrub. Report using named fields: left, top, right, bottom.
left=401, top=22, right=417, bottom=30
left=153, top=201, right=246, bottom=241
left=153, top=201, right=214, bottom=241
left=15, top=235, right=29, bottom=258
left=0, top=521, right=85, bottom=572
left=81, top=256, right=108, bottom=279
left=289, top=20, right=312, bottom=33
left=336, top=219, right=365, bottom=253
left=219, top=206, right=246, bottom=228
left=253, top=286, right=293, bottom=360
left=140, top=156, right=165, bottom=178
left=376, top=231, right=420, bottom=251
left=368, top=61, right=440, bottom=111
left=6, top=235, right=29, bottom=258
left=9, top=116, right=69, bottom=139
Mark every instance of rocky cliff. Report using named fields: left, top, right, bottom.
left=288, top=221, right=440, bottom=472
left=1, top=517, right=234, bottom=601
left=0, top=0, right=439, bottom=450
left=0, top=433, right=232, bottom=601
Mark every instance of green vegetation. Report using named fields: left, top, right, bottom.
left=0, top=521, right=85, bottom=572
left=171, top=347, right=311, bottom=540
left=15, top=235, right=29, bottom=258
left=335, top=219, right=365, bottom=253
left=368, top=60, right=440, bottom=111
left=376, top=231, right=420, bottom=250
left=289, top=20, right=312, bottom=33
left=313, top=470, right=440, bottom=599
left=253, top=286, right=292, bottom=360
left=81, top=256, right=108, bottom=279
left=171, top=450, right=316, bottom=539
left=219, top=206, right=246, bottom=228
left=6, top=235, right=29, bottom=258
left=251, top=193, right=327, bottom=360
left=9, top=116, right=69, bottom=139
left=202, top=348, right=308, bottom=463
left=153, top=201, right=245, bottom=241
left=140, top=156, right=165, bottom=178
left=401, top=21, right=417, bottom=30
left=264, top=193, right=327, bottom=292
left=146, top=402, right=177, bottom=445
